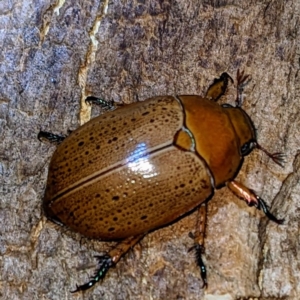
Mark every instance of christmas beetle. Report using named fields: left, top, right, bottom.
left=38, top=70, right=284, bottom=292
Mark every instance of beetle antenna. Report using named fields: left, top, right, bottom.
left=255, top=143, right=286, bottom=167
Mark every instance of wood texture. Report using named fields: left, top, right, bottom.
left=1, top=1, right=299, bottom=299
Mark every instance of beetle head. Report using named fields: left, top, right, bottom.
left=222, top=103, right=285, bottom=167
left=222, top=104, right=256, bottom=156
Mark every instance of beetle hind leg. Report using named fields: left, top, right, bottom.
left=71, top=234, right=144, bottom=293
left=188, top=202, right=208, bottom=288
left=70, top=255, right=113, bottom=293
left=205, top=72, right=233, bottom=102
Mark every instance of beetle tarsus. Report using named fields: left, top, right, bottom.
left=85, top=96, right=123, bottom=110
left=256, top=197, right=284, bottom=224
left=188, top=244, right=207, bottom=288
left=70, top=255, right=113, bottom=293
left=86, top=96, right=114, bottom=108
left=236, top=69, right=252, bottom=107
left=38, top=131, right=66, bottom=145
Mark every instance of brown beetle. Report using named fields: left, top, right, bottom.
left=39, top=70, right=284, bottom=292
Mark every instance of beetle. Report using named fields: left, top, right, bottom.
left=38, top=70, right=284, bottom=292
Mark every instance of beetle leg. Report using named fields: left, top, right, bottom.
left=227, top=180, right=284, bottom=224
left=205, top=72, right=234, bottom=102
left=71, top=234, right=144, bottom=293
left=235, top=69, right=252, bottom=107
left=85, top=96, right=123, bottom=110
left=37, top=131, right=66, bottom=145
left=188, top=203, right=208, bottom=288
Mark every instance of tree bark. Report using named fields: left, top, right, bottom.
left=1, top=0, right=299, bottom=299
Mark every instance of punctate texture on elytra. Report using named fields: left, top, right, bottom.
left=43, top=94, right=254, bottom=240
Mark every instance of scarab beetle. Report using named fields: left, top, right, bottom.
left=39, top=70, right=284, bottom=292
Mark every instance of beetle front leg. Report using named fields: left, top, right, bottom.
left=227, top=180, right=284, bottom=224
left=71, top=234, right=144, bottom=293
left=205, top=72, right=233, bottom=102
left=188, top=202, right=208, bottom=288
left=235, top=69, right=252, bottom=107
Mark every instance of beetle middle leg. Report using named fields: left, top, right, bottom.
left=71, top=234, right=144, bottom=293
left=188, top=202, right=208, bottom=288
left=85, top=96, right=124, bottom=110
left=205, top=72, right=234, bottom=101
left=37, top=131, right=66, bottom=145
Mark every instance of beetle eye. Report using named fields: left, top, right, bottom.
left=241, top=142, right=254, bottom=156
left=221, top=103, right=233, bottom=108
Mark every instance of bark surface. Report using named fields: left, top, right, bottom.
left=1, top=1, right=299, bottom=299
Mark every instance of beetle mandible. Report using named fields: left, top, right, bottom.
left=38, top=70, right=284, bottom=292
